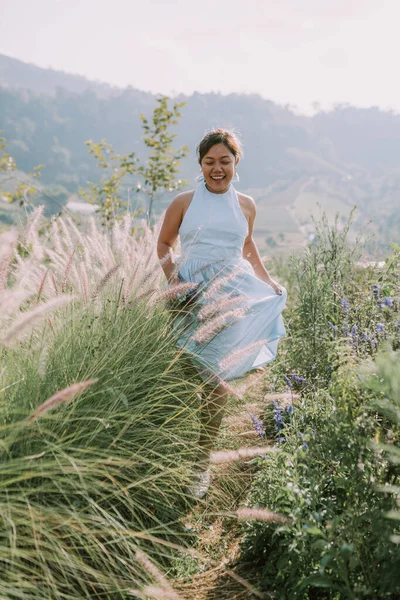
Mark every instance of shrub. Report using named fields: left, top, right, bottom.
left=241, top=351, right=400, bottom=599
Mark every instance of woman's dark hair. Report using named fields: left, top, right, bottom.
left=196, top=128, right=243, bottom=164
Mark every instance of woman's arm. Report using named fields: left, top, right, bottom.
left=157, top=191, right=192, bottom=285
left=241, top=195, right=283, bottom=295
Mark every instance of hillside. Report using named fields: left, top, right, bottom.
left=1, top=54, right=400, bottom=254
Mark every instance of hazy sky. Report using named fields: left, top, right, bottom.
left=1, top=0, right=399, bottom=114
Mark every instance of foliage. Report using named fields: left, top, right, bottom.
left=282, top=211, right=400, bottom=386
left=137, top=96, right=189, bottom=225
left=242, top=357, right=400, bottom=599
left=80, top=96, right=188, bottom=228
left=79, top=138, right=139, bottom=227
left=240, top=212, right=400, bottom=599
left=0, top=211, right=204, bottom=597
left=0, top=133, right=43, bottom=206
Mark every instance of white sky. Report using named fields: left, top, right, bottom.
left=1, top=0, right=399, bottom=114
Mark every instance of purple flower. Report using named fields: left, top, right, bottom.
left=283, top=375, right=293, bottom=389
left=271, top=401, right=285, bottom=432
left=377, top=323, right=385, bottom=334
left=250, top=413, right=266, bottom=437
left=340, top=296, right=350, bottom=316
left=360, top=331, right=371, bottom=343
left=383, top=297, right=394, bottom=308
left=291, top=372, right=307, bottom=384
left=277, top=435, right=286, bottom=443
left=286, top=404, right=294, bottom=416
left=299, top=432, right=309, bottom=450
left=372, top=284, right=380, bottom=300
left=328, top=321, right=338, bottom=335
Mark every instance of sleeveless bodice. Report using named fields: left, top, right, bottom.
left=179, top=182, right=248, bottom=264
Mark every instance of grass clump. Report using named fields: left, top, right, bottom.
left=0, top=213, right=203, bottom=598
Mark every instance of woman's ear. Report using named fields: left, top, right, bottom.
left=235, top=157, right=240, bottom=167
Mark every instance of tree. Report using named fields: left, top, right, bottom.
left=136, top=96, right=189, bottom=225
left=81, top=96, right=188, bottom=228
left=79, top=139, right=138, bottom=228
left=0, top=134, right=43, bottom=206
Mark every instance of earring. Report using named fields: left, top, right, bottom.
left=232, top=171, right=240, bottom=182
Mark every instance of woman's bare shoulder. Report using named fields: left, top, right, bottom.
left=237, top=191, right=256, bottom=219
left=172, top=189, right=195, bottom=206
left=169, top=189, right=195, bottom=218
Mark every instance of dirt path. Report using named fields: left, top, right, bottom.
left=173, top=371, right=296, bottom=600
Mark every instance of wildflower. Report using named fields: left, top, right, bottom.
left=250, top=413, right=266, bottom=437
left=340, top=296, right=350, bottom=316
left=277, top=435, right=286, bottom=443
left=372, top=284, right=380, bottom=300
left=298, top=432, right=309, bottom=450
left=328, top=321, right=338, bottom=335
left=283, top=374, right=293, bottom=389
left=383, top=297, right=394, bottom=308
left=286, top=404, right=294, bottom=416
left=291, top=372, right=306, bottom=384
left=271, top=400, right=285, bottom=432
left=327, top=365, right=333, bottom=373
left=376, top=323, right=385, bottom=333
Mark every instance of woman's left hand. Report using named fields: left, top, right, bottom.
left=268, top=279, right=283, bottom=296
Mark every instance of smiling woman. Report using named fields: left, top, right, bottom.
left=157, top=128, right=287, bottom=499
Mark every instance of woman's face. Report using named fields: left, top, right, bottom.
left=200, top=143, right=239, bottom=194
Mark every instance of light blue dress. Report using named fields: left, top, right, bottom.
left=173, top=181, right=287, bottom=382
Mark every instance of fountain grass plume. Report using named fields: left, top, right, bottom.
left=210, top=446, right=278, bottom=464
left=1, top=295, right=75, bottom=346
left=236, top=507, right=289, bottom=524
left=28, top=378, right=99, bottom=422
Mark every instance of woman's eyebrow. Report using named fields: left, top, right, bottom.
left=204, top=155, right=232, bottom=160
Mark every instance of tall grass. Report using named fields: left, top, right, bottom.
left=0, top=211, right=204, bottom=598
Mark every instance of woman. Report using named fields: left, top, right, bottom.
left=157, top=129, right=286, bottom=498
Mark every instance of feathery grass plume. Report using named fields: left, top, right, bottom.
left=193, top=308, right=247, bottom=344
left=218, top=339, right=270, bottom=372
left=202, top=263, right=242, bottom=300
left=0, top=289, right=30, bottom=319
left=210, top=446, right=278, bottom=464
left=28, top=378, right=98, bottom=422
left=91, top=264, right=120, bottom=301
left=135, top=550, right=182, bottom=600
left=79, top=261, right=90, bottom=302
left=24, top=205, right=44, bottom=247
left=198, top=293, right=245, bottom=322
left=37, top=344, right=49, bottom=378
left=140, top=586, right=183, bottom=600
left=0, top=230, right=17, bottom=292
left=66, top=215, right=85, bottom=247
left=158, top=282, right=200, bottom=302
left=200, top=369, right=244, bottom=399
left=36, top=268, right=49, bottom=303
left=51, top=218, right=67, bottom=257
left=50, top=272, right=59, bottom=296
left=225, top=569, right=268, bottom=599
left=236, top=507, right=289, bottom=524
left=61, top=248, right=75, bottom=293
left=58, top=216, right=74, bottom=251
left=2, top=295, right=75, bottom=346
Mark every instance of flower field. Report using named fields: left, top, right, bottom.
left=0, top=207, right=399, bottom=599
